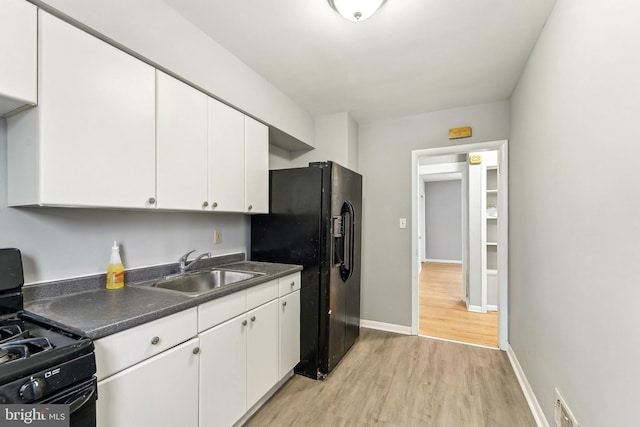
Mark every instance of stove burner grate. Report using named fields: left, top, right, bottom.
left=0, top=337, right=54, bottom=365
left=0, top=324, right=28, bottom=345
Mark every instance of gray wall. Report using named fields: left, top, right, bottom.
left=509, top=0, right=640, bottom=425
left=358, top=101, right=509, bottom=326
left=424, top=180, right=462, bottom=261
left=0, top=118, right=249, bottom=284
left=290, top=112, right=359, bottom=172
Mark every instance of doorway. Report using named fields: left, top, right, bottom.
left=411, top=140, right=509, bottom=350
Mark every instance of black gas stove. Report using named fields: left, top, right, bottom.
left=0, top=248, right=97, bottom=426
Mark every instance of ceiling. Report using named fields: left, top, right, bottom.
left=163, top=0, right=556, bottom=124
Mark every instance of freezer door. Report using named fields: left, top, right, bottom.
left=251, top=167, right=323, bottom=267
left=327, top=162, right=362, bottom=373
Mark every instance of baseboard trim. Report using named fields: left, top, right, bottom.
left=360, top=319, right=412, bottom=335
left=425, top=258, right=462, bottom=264
left=487, top=304, right=498, bottom=311
left=468, top=304, right=483, bottom=313
left=506, top=345, right=549, bottom=427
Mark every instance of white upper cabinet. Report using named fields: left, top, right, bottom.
left=208, top=98, right=245, bottom=212
left=6, top=8, right=269, bottom=214
left=0, top=0, right=37, bottom=116
left=244, top=116, right=269, bottom=214
left=156, top=71, right=208, bottom=210
left=8, top=11, right=156, bottom=208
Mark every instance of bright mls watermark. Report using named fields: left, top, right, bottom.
left=1, top=405, right=69, bottom=426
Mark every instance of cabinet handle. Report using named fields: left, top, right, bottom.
left=242, top=320, right=248, bottom=326
left=148, top=197, right=156, bottom=204
left=291, top=281, right=295, bottom=287
left=151, top=336, right=160, bottom=345
left=282, top=301, right=287, bottom=307
left=247, top=205, right=253, bottom=211
left=212, top=202, right=218, bottom=208
left=250, top=316, right=256, bottom=322
left=193, top=347, right=200, bottom=355
left=203, top=201, right=209, bottom=207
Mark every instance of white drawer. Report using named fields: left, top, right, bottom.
left=246, top=279, right=278, bottom=311
left=278, top=273, right=301, bottom=297
left=198, top=290, right=246, bottom=332
left=94, top=307, right=197, bottom=381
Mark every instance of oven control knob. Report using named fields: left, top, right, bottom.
left=19, top=378, right=46, bottom=401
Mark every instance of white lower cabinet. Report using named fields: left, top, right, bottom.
left=246, top=300, right=279, bottom=408
left=279, top=290, right=301, bottom=380
left=95, top=272, right=300, bottom=427
left=97, top=338, right=200, bottom=427
left=199, top=313, right=247, bottom=427
left=199, top=299, right=279, bottom=427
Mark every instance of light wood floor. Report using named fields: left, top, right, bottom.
left=420, top=262, right=498, bottom=348
left=245, top=328, right=535, bottom=426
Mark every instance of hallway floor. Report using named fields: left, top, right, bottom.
left=245, top=328, right=535, bottom=426
left=419, top=262, right=498, bottom=347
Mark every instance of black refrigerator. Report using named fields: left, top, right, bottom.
left=251, top=161, right=362, bottom=380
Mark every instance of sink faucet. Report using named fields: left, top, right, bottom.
left=178, top=250, right=211, bottom=274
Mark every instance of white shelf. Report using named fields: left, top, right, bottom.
left=486, top=189, right=498, bottom=194
left=486, top=269, right=498, bottom=275
left=486, top=242, right=498, bottom=246
left=486, top=216, right=498, bottom=220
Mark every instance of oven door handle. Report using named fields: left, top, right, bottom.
left=66, top=384, right=97, bottom=414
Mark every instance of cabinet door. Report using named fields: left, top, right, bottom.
left=279, top=290, right=300, bottom=380
left=156, top=71, right=208, bottom=210
left=244, top=116, right=269, bottom=214
left=97, top=338, right=199, bottom=427
left=208, top=98, right=245, bottom=212
left=0, top=0, right=37, bottom=115
left=199, top=314, right=247, bottom=427
left=38, top=12, right=156, bottom=208
left=246, top=299, right=279, bottom=409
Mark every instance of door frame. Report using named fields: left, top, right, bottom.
left=411, top=140, right=509, bottom=350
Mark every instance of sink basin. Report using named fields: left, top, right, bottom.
left=149, top=269, right=263, bottom=296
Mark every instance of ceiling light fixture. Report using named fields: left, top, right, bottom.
left=328, top=0, right=387, bottom=22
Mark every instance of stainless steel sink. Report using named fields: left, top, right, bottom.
left=147, top=269, right=264, bottom=297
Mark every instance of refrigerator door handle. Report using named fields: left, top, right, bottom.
left=340, top=201, right=356, bottom=282
left=331, top=215, right=344, bottom=268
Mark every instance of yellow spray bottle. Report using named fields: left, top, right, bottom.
left=106, top=241, right=125, bottom=290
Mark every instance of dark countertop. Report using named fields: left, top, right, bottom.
left=24, top=256, right=302, bottom=340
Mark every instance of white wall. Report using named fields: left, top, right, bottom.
left=34, top=0, right=314, bottom=146
left=268, top=144, right=292, bottom=170
left=359, top=101, right=509, bottom=326
left=291, top=112, right=359, bottom=171
left=423, top=180, right=462, bottom=262
left=509, top=0, right=640, bottom=425
left=0, top=118, right=249, bottom=284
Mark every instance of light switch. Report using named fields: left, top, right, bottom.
left=399, top=218, right=407, bottom=229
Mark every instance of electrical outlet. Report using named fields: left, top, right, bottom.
left=399, top=218, right=407, bottom=229
left=554, top=388, right=579, bottom=427
left=214, top=229, right=222, bottom=244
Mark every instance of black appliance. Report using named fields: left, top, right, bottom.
left=251, top=161, right=362, bottom=379
left=0, top=248, right=97, bottom=426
